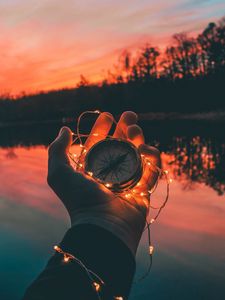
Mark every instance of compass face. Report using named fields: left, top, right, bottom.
left=84, top=138, right=143, bottom=192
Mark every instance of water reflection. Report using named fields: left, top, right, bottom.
left=166, top=137, right=225, bottom=195
left=1, top=124, right=224, bottom=194
left=0, top=145, right=225, bottom=300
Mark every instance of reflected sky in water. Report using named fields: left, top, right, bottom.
left=0, top=143, right=225, bottom=300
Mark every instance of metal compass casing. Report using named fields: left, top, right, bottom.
left=84, top=138, right=143, bottom=192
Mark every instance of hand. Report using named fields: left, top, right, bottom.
left=47, top=111, right=161, bottom=254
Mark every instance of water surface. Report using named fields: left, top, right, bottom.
left=0, top=122, right=225, bottom=300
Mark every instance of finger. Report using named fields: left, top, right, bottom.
left=84, top=112, right=113, bottom=150
left=48, top=126, right=72, bottom=164
left=139, top=144, right=161, bottom=168
left=47, top=127, right=74, bottom=188
left=126, top=124, right=145, bottom=147
left=113, top=111, right=138, bottom=139
left=138, top=144, right=161, bottom=191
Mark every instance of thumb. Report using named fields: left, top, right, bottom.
left=48, top=126, right=72, bottom=160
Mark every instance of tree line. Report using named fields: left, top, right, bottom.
left=0, top=18, right=225, bottom=124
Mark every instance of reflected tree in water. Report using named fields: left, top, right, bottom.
left=167, top=137, right=225, bottom=195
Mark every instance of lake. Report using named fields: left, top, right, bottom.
left=0, top=120, right=225, bottom=300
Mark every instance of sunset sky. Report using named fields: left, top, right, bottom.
left=0, top=0, right=225, bottom=95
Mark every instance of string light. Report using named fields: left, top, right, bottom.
left=105, top=183, right=112, bottom=188
left=149, top=246, right=154, bottom=255
left=93, top=282, right=101, bottom=292
left=125, top=193, right=131, bottom=198
left=63, top=255, right=70, bottom=263
left=64, top=110, right=171, bottom=289
left=114, top=297, right=123, bottom=300
left=54, top=245, right=105, bottom=299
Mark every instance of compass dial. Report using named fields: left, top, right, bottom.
left=84, top=138, right=143, bottom=192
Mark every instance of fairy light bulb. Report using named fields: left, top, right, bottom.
left=94, top=110, right=101, bottom=114
left=93, top=133, right=99, bottom=137
left=169, top=178, right=173, bottom=183
left=105, top=183, right=111, bottom=188
left=54, top=245, right=60, bottom=251
left=140, top=192, right=145, bottom=197
left=63, top=255, right=70, bottom=263
left=164, top=170, right=169, bottom=174
left=114, top=297, right=123, bottom=300
left=93, top=282, right=101, bottom=292
left=150, top=218, right=155, bottom=224
left=80, top=144, right=84, bottom=148
left=149, top=245, right=154, bottom=255
left=79, top=163, right=83, bottom=167
left=87, top=171, right=93, bottom=177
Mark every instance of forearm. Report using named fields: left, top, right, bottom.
left=23, top=224, right=136, bottom=300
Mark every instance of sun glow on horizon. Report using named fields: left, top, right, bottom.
left=0, top=0, right=224, bottom=96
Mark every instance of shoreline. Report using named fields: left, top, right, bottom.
left=0, top=111, right=225, bottom=129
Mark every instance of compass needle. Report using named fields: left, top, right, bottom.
left=84, top=139, right=142, bottom=192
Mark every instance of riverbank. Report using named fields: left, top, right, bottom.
left=0, top=111, right=225, bottom=128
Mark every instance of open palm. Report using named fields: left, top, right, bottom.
left=47, top=111, right=161, bottom=254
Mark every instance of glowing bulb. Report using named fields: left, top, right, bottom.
left=164, top=170, right=169, bottom=174
left=88, top=171, right=93, bottom=177
left=125, top=193, right=130, bottom=198
left=93, top=282, right=101, bottom=292
left=114, top=297, right=123, bottom=300
left=79, top=163, right=83, bottom=167
left=93, top=133, right=99, bottom=136
left=141, top=154, right=145, bottom=158
left=147, top=162, right=151, bottom=166
left=73, top=154, right=77, bottom=158
left=105, top=183, right=112, bottom=188
left=63, top=255, right=70, bottom=263
left=83, top=149, right=87, bottom=153
left=169, top=178, right=173, bottom=183
left=149, top=245, right=154, bottom=255
left=94, top=110, right=101, bottom=114
left=137, top=182, right=141, bottom=187
left=140, top=192, right=145, bottom=197
left=54, top=245, right=60, bottom=251
left=150, top=218, right=155, bottom=224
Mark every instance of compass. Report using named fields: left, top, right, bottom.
left=84, top=138, right=143, bottom=192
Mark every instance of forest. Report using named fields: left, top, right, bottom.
left=0, top=18, right=224, bottom=124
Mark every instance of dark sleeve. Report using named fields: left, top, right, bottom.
left=22, top=224, right=136, bottom=300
